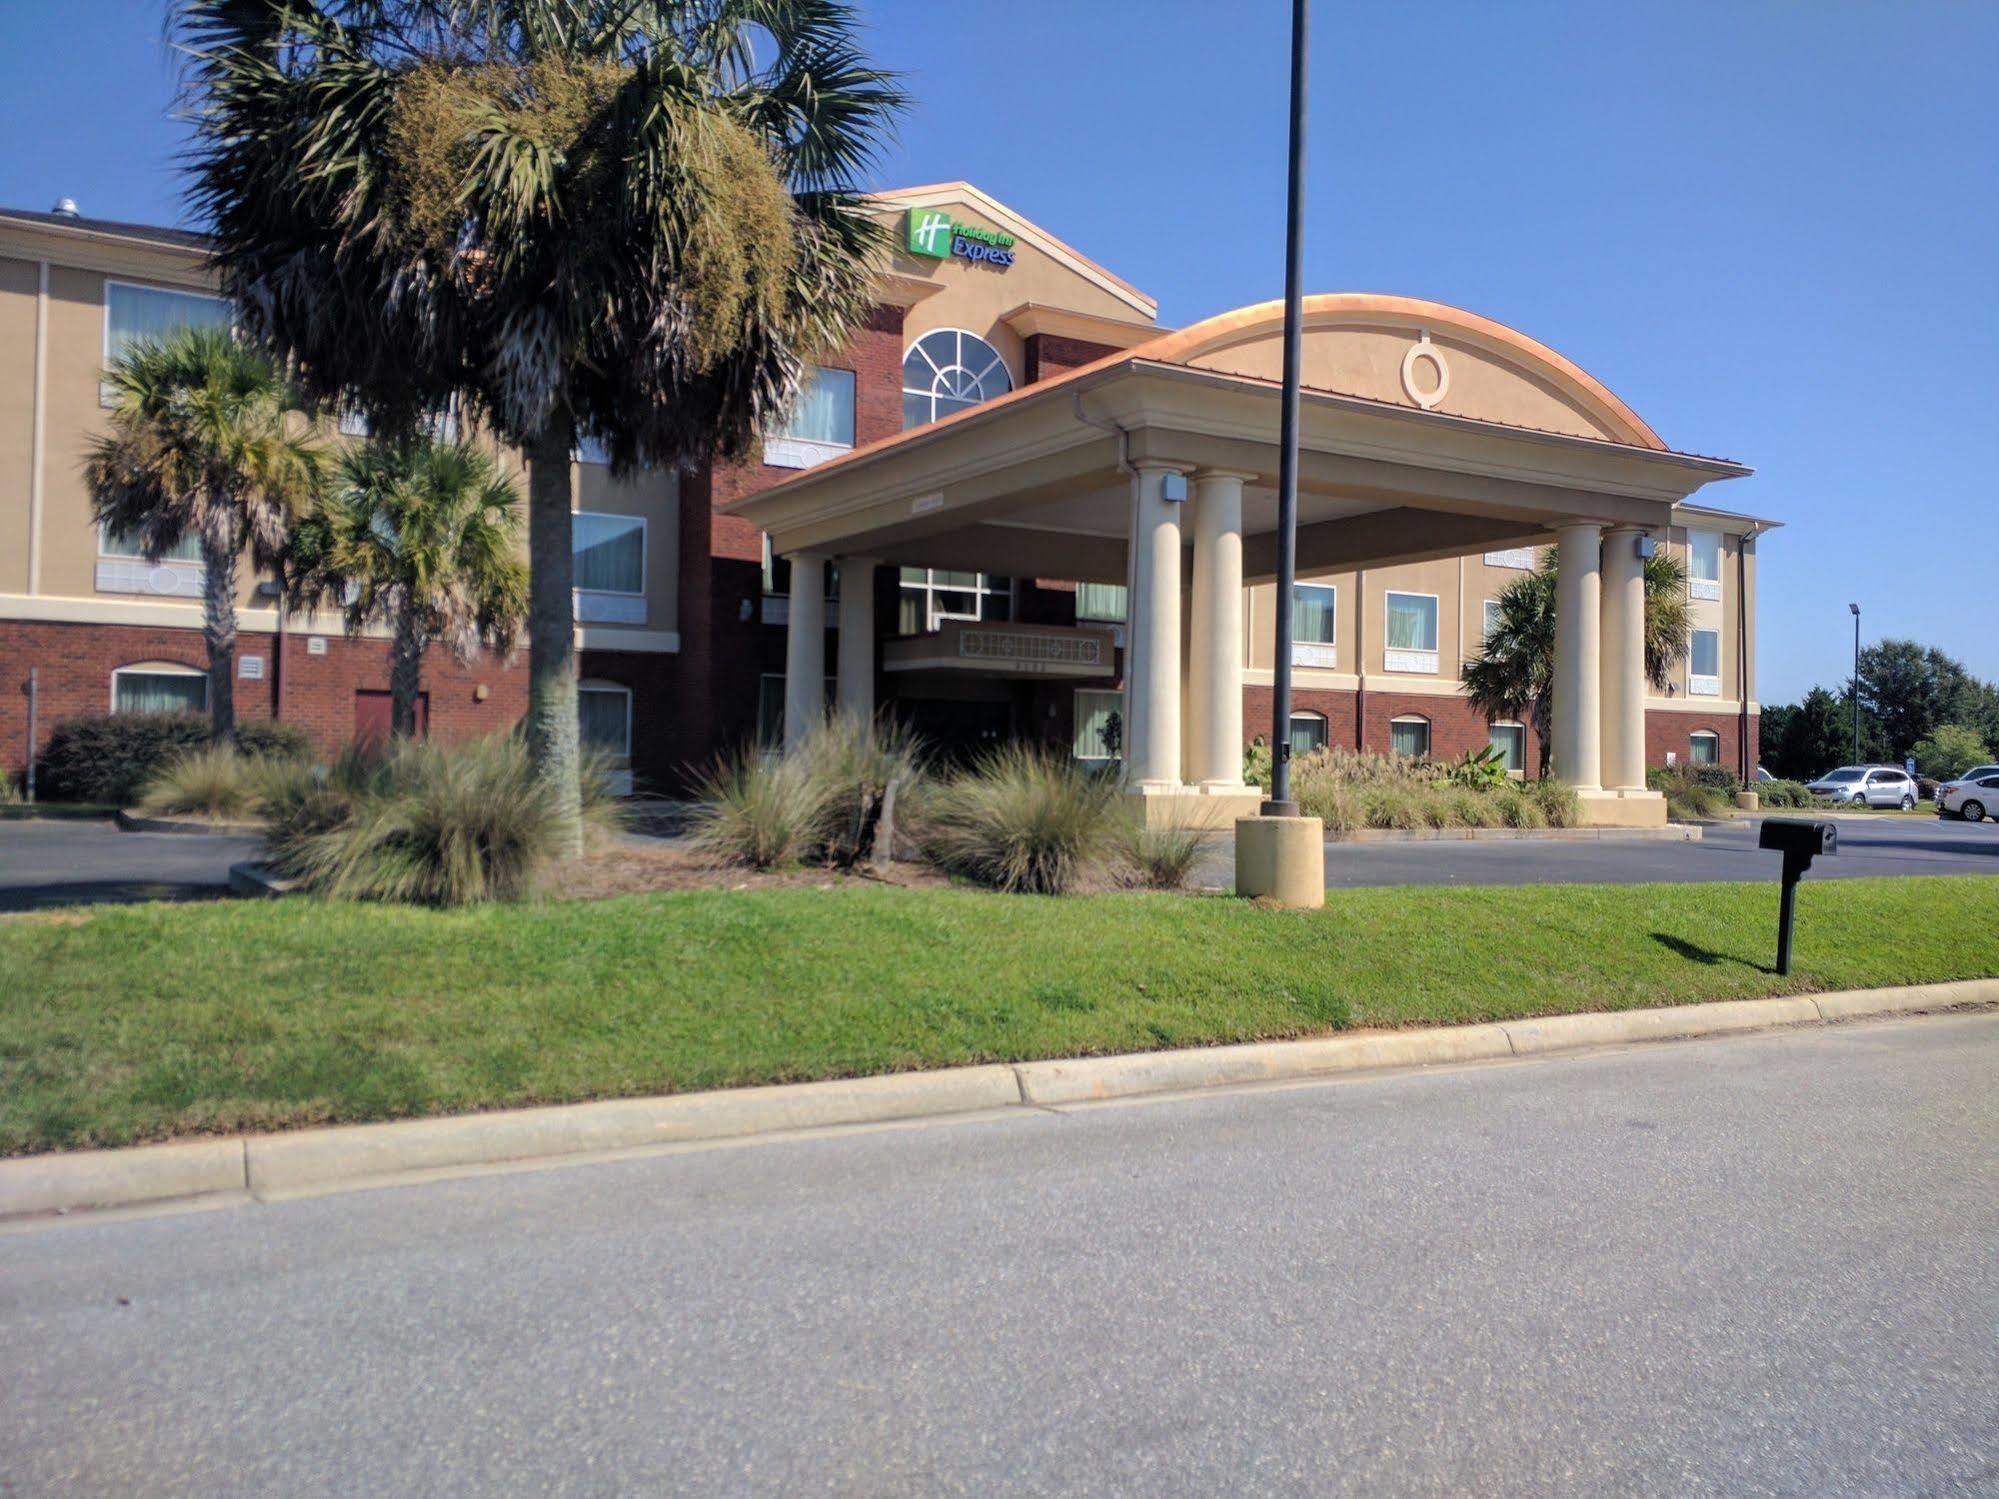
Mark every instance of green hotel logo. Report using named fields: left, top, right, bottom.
left=905, top=208, right=1018, bottom=269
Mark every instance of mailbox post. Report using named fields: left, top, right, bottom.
left=1758, top=820, right=1837, bottom=975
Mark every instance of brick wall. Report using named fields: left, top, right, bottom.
left=0, top=618, right=525, bottom=774
left=1023, top=334, right=1126, bottom=383
left=1647, top=710, right=1758, bottom=776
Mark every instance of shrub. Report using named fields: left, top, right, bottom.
left=1688, top=763, right=1742, bottom=795
left=1527, top=777, right=1581, bottom=827
left=921, top=744, right=1124, bottom=894
left=1492, top=784, right=1548, bottom=829
left=135, top=745, right=274, bottom=820
left=1116, top=818, right=1217, bottom=890
left=686, top=749, right=841, bottom=869
left=1297, top=781, right=1360, bottom=833
left=1359, top=784, right=1426, bottom=830
left=1242, top=735, right=1273, bottom=791
left=37, top=712, right=310, bottom=805
left=262, top=735, right=622, bottom=905
left=797, top=713, right=926, bottom=864
left=1442, top=746, right=1510, bottom=790
left=1759, top=778, right=1811, bottom=808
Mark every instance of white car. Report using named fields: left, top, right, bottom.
left=1937, top=768, right=1999, bottom=822
left=1806, top=765, right=1919, bottom=808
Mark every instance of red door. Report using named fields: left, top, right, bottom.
left=354, top=690, right=429, bottom=746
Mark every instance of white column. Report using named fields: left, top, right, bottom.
left=1124, top=464, right=1185, bottom=789
left=1188, top=470, right=1249, bottom=788
left=835, top=557, right=876, bottom=723
left=1552, top=522, right=1603, bottom=790
left=1599, top=526, right=1648, bottom=791
left=782, top=550, right=826, bottom=751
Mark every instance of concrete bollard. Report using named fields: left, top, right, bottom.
left=1735, top=790, right=1761, bottom=811
left=1235, top=815, right=1326, bottom=908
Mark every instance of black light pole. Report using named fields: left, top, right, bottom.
left=1263, top=0, right=1309, bottom=817
left=1848, top=601, right=1861, bottom=763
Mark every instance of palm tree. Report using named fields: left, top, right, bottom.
left=175, top=0, right=905, bottom=851
left=289, top=440, right=529, bottom=739
left=85, top=325, right=319, bottom=743
left=1464, top=547, right=1692, bottom=776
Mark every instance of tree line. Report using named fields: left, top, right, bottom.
left=1761, top=641, right=1999, bottom=781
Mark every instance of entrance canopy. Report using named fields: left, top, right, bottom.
left=728, top=294, right=1749, bottom=585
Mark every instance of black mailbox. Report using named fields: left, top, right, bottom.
left=1758, top=819, right=1837, bottom=974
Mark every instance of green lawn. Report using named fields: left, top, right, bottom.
left=4, top=876, right=1997, bottom=1155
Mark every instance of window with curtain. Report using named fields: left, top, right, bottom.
left=1690, top=730, right=1720, bottom=765
left=1293, top=585, right=1336, bottom=644
left=1692, top=629, right=1721, bottom=678
left=1289, top=712, right=1328, bottom=755
left=105, top=283, right=230, bottom=370
left=1073, top=690, right=1124, bottom=763
left=1390, top=715, right=1432, bottom=758
left=1075, top=582, right=1127, bottom=623
left=112, top=668, right=207, bottom=714
left=1489, top=722, right=1526, bottom=772
left=1689, top=530, right=1722, bottom=583
left=1385, top=592, right=1439, bottom=652
left=573, top=513, right=644, bottom=594
left=577, top=684, right=632, bottom=756
left=100, top=524, right=200, bottom=562
left=775, top=366, right=856, bottom=447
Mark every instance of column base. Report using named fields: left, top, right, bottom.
left=1572, top=788, right=1669, bottom=828
left=1125, top=785, right=1263, bottom=830
left=1234, top=816, right=1327, bottom=908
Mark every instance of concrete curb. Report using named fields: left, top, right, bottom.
left=116, top=810, right=265, bottom=837
left=228, top=861, right=306, bottom=899
left=4, top=980, right=1994, bottom=1221
left=1326, top=825, right=1702, bottom=844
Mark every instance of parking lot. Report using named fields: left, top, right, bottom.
left=0, top=818, right=258, bottom=912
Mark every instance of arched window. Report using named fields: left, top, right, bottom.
left=1689, top=730, right=1721, bottom=766
left=1389, top=714, right=1432, bottom=759
left=111, top=661, right=207, bottom=715
left=1288, top=711, right=1328, bottom=756
left=1488, top=721, right=1526, bottom=773
left=901, top=329, right=1013, bottom=428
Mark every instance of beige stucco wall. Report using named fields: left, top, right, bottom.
left=1187, top=319, right=1616, bottom=442
left=0, top=255, right=37, bottom=596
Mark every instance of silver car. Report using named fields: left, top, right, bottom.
left=1806, top=765, right=1919, bottom=808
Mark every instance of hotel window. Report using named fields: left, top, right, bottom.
left=1489, top=722, right=1526, bottom=773
left=1073, top=689, right=1124, bottom=764
left=1075, top=582, right=1127, bottom=623
left=111, top=663, right=207, bottom=715
left=898, top=568, right=1010, bottom=634
left=902, top=329, right=1013, bottom=429
left=577, top=682, right=632, bottom=758
left=1292, top=584, right=1336, bottom=666
left=1690, top=628, right=1721, bottom=695
left=104, top=283, right=230, bottom=403
left=99, top=523, right=200, bottom=563
left=1482, top=598, right=1502, bottom=643
left=1289, top=711, right=1329, bottom=756
left=765, top=365, right=856, bottom=470
left=1688, top=529, right=1723, bottom=601
left=1390, top=714, right=1432, bottom=759
left=574, top=513, right=644, bottom=595
left=1689, top=730, right=1721, bottom=766
left=1384, top=591, right=1440, bottom=671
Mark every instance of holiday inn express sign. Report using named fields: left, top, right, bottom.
left=907, top=208, right=1017, bottom=268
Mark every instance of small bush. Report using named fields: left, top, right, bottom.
left=1116, top=818, right=1216, bottom=890
left=686, top=749, right=840, bottom=869
left=135, top=746, right=273, bottom=821
left=1759, top=779, right=1811, bottom=808
left=1359, top=784, right=1426, bottom=830
left=797, top=713, right=926, bottom=864
left=37, top=712, right=310, bottom=805
left=1492, top=784, right=1548, bottom=829
left=1297, top=781, right=1360, bottom=833
left=262, top=735, right=618, bottom=905
left=921, top=744, right=1124, bottom=894
left=1527, top=777, right=1582, bottom=827
left=1688, top=763, right=1742, bottom=795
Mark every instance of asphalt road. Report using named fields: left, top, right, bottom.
left=5, top=1013, right=1994, bottom=1497
left=1312, top=812, right=1999, bottom=888
left=0, top=818, right=258, bottom=911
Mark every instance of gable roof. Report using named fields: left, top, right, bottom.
left=867, top=182, right=1158, bottom=321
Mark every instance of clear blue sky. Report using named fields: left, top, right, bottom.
left=3, top=0, right=1993, bottom=702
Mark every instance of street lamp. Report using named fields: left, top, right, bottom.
left=1848, top=602, right=1861, bottom=764
left=1263, top=0, right=1309, bottom=816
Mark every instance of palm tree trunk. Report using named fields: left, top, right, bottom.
left=389, top=596, right=425, bottom=739
left=200, top=516, right=241, bottom=744
left=524, top=413, right=582, bottom=856
left=1533, top=696, right=1552, bottom=779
